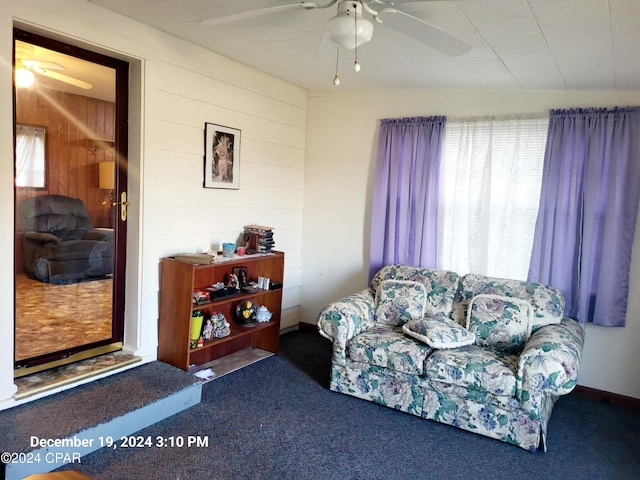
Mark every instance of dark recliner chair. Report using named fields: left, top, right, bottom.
left=17, top=194, right=114, bottom=284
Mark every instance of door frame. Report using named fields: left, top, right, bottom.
left=13, top=28, right=129, bottom=375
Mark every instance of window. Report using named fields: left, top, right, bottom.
left=15, top=124, right=46, bottom=188
left=437, top=115, right=549, bottom=279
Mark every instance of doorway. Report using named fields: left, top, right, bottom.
left=13, top=29, right=129, bottom=377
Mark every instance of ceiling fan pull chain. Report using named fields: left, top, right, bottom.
left=354, top=8, right=361, bottom=72
left=333, top=46, right=341, bottom=86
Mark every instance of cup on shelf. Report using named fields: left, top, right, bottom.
left=191, top=310, right=204, bottom=343
left=222, top=243, right=235, bottom=258
left=236, top=246, right=246, bottom=256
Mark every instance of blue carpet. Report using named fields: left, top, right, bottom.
left=50, top=330, right=640, bottom=480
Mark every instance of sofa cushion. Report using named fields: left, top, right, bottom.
left=467, top=294, right=532, bottom=353
left=348, top=326, right=432, bottom=375
left=452, top=273, right=564, bottom=331
left=402, top=315, right=476, bottom=349
left=375, top=279, right=427, bottom=326
left=370, top=265, right=460, bottom=318
left=425, top=345, right=519, bottom=397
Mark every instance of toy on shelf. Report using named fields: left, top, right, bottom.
left=256, top=305, right=272, bottom=323
left=209, top=312, right=231, bottom=339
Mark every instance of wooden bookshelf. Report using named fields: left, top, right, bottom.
left=158, top=251, right=284, bottom=371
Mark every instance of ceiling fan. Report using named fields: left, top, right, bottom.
left=200, top=1, right=471, bottom=85
left=15, top=41, right=93, bottom=90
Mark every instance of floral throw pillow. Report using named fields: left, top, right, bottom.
left=375, top=280, right=427, bottom=326
left=466, top=294, right=532, bottom=353
left=402, top=315, right=476, bottom=349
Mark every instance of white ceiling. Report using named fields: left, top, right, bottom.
left=89, top=0, right=640, bottom=91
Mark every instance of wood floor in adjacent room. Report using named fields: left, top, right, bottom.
left=14, top=274, right=112, bottom=362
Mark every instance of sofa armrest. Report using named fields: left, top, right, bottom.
left=517, top=317, right=585, bottom=403
left=317, top=289, right=376, bottom=366
left=23, top=231, right=60, bottom=246
left=83, top=228, right=114, bottom=241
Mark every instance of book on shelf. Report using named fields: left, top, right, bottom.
left=245, top=224, right=274, bottom=234
left=173, top=253, right=217, bottom=264
left=245, top=224, right=275, bottom=252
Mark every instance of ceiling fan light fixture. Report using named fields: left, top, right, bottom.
left=325, top=2, right=373, bottom=50
left=15, top=67, right=34, bottom=88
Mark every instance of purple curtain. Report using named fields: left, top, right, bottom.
left=528, top=107, right=640, bottom=326
left=369, top=116, right=446, bottom=280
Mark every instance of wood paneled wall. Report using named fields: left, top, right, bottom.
left=15, top=86, right=115, bottom=229
left=14, top=86, right=115, bottom=274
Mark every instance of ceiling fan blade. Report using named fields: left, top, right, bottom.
left=32, top=67, right=93, bottom=90
left=22, top=60, right=65, bottom=71
left=314, top=30, right=336, bottom=63
left=377, top=7, right=471, bottom=57
left=200, top=2, right=329, bottom=27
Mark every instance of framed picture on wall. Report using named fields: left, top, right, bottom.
left=204, top=122, right=240, bottom=189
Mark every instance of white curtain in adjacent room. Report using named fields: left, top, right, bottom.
left=15, top=124, right=46, bottom=188
left=438, top=115, right=549, bottom=279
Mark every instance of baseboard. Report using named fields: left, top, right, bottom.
left=571, top=385, right=640, bottom=410
left=297, top=322, right=318, bottom=333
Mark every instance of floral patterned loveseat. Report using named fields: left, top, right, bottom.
left=317, top=265, right=585, bottom=451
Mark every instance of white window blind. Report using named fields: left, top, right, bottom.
left=437, top=115, right=549, bottom=279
